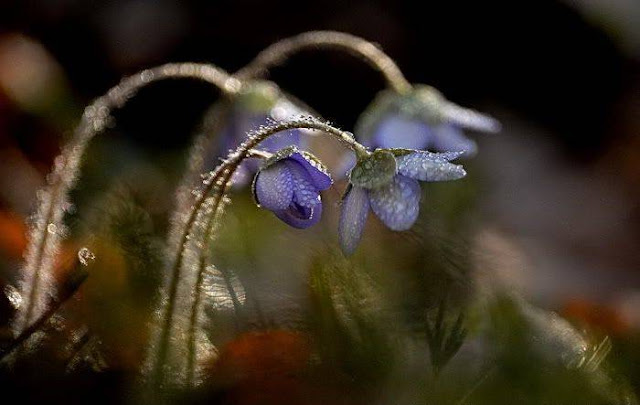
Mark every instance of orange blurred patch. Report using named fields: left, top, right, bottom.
left=213, top=329, right=312, bottom=382
left=0, top=211, right=27, bottom=258
left=561, top=298, right=630, bottom=336
left=210, top=330, right=358, bottom=405
left=0, top=211, right=80, bottom=275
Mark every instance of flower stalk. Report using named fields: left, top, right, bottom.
left=13, top=63, right=235, bottom=341
left=13, top=31, right=485, bottom=396
left=154, top=117, right=470, bottom=389
left=147, top=116, right=370, bottom=389
left=235, top=31, right=412, bottom=94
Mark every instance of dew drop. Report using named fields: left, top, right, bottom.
left=4, top=284, right=22, bottom=309
left=78, top=247, right=96, bottom=266
left=47, top=223, right=57, bottom=234
left=140, top=70, right=155, bottom=82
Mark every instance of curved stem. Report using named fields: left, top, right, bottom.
left=235, top=31, right=412, bottom=94
left=184, top=148, right=271, bottom=385
left=14, top=62, right=235, bottom=335
left=194, top=117, right=366, bottom=219
left=156, top=117, right=368, bottom=387
left=185, top=170, right=234, bottom=386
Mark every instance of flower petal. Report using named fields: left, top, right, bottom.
left=270, top=96, right=318, bottom=137
left=442, top=102, right=501, bottom=133
left=233, top=108, right=305, bottom=153
left=258, top=126, right=302, bottom=152
left=334, top=153, right=357, bottom=181
left=231, top=162, right=252, bottom=188
left=253, top=162, right=293, bottom=211
left=396, top=151, right=467, bottom=182
left=289, top=152, right=332, bottom=190
left=274, top=201, right=322, bottom=229
left=234, top=110, right=268, bottom=142
left=368, top=175, right=421, bottom=231
left=285, top=160, right=321, bottom=208
left=338, top=186, right=370, bottom=255
left=371, top=115, right=432, bottom=149
left=430, top=124, right=477, bottom=157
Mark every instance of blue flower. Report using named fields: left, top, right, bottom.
left=204, top=81, right=313, bottom=185
left=339, top=149, right=466, bottom=255
left=355, top=85, right=500, bottom=158
left=253, top=146, right=332, bottom=229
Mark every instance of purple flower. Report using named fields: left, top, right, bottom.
left=252, top=146, right=332, bottom=229
left=339, top=149, right=466, bottom=255
left=355, top=85, right=500, bottom=158
left=203, top=81, right=313, bottom=185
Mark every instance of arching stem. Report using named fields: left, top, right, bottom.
left=156, top=116, right=369, bottom=387
left=14, top=62, right=235, bottom=337
left=235, top=31, right=412, bottom=94
left=184, top=171, right=234, bottom=385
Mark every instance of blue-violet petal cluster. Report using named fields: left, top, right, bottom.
left=253, top=146, right=332, bottom=229
left=355, top=85, right=500, bottom=157
left=339, top=149, right=466, bottom=255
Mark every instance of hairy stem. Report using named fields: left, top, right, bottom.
left=14, top=63, right=235, bottom=337
left=153, top=117, right=369, bottom=388
left=184, top=149, right=267, bottom=384
left=235, top=31, right=412, bottom=94
left=185, top=171, right=234, bottom=386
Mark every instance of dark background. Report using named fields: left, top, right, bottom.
left=1, top=0, right=636, bottom=155
left=1, top=0, right=639, bottom=349
left=0, top=0, right=640, bottom=402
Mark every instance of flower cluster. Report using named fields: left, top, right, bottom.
left=339, top=149, right=466, bottom=254
left=191, top=45, right=501, bottom=256
left=252, top=143, right=466, bottom=254
left=355, top=85, right=501, bottom=157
